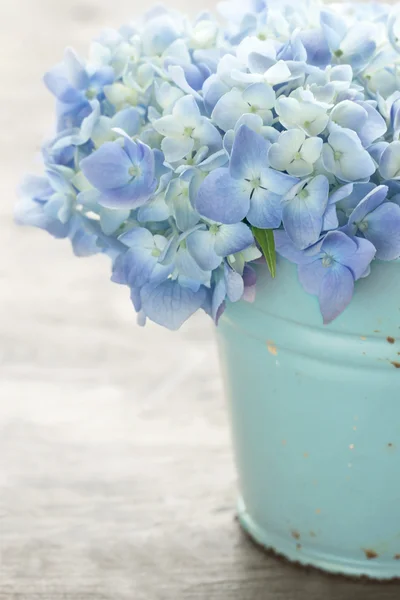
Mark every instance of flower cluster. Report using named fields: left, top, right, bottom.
left=16, top=0, right=400, bottom=328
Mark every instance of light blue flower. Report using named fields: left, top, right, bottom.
left=329, top=100, right=387, bottom=148
left=186, top=222, right=255, bottom=270
left=282, top=175, right=329, bottom=249
left=275, top=229, right=376, bottom=323
left=322, top=128, right=376, bottom=182
left=89, top=106, right=142, bottom=148
left=276, top=91, right=330, bottom=137
left=268, top=130, right=323, bottom=177
left=232, top=36, right=301, bottom=86
left=195, top=125, right=298, bottom=227
left=344, top=185, right=400, bottom=261
left=80, top=132, right=157, bottom=209
left=212, top=82, right=275, bottom=132
left=15, top=175, right=70, bottom=239
left=320, top=10, right=377, bottom=73
left=116, top=227, right=172, bottom=292
left=153, top=95, right=222, bottom=162
left=44, top=47, right=114, bottom=130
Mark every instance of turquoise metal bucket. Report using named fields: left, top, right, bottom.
left=217, top=258, right=400, bottom=580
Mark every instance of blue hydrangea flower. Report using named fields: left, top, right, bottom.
left=276, top=91, right=330, bottom=137
left=153, top=95, right=221, bottom=162
left=322, top=128, right=376, bottom=182
left=80, top=132, right=157, bottom=208
left=195, top=125, right=298, bottom=227
left=268, top=130, right=323, bottom=177
left=212, top=82, right=275, bottom=132
left=275, top=229, right=376, bottom=323
left=44, top=47, right=114, bottom=130
left=343, top=185, right=400, bottom=261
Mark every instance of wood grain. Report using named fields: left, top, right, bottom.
left=1, top=0, right=400, bottom=597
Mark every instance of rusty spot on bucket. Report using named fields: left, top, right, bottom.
left=315, top=509, right=321, bottom=515
left=291, top=530, right=300, bottom=540
left=394, top=554, right=400, bottom=560
left=267, top=341, right=278, bottom=356
left=374, top=330, right=380, bottom=333
left=296, top=543, right=302, bottom=551
left=310, top=531, right=317, bottom=538
left=303, top=452, right=309, bottom=458
left=387, top=336, right=396, bottom=344
left=360, top=336, right=367, bottom=341
left=391, top=361, right=400, bottom=369
left=363, top=549, right=379, bottom=560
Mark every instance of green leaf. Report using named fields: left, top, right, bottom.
left=251, top=227, right=277, bottom=278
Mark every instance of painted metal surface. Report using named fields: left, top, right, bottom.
left=218, top=258, right=400, bottom=579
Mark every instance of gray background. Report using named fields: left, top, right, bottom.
left=1, top=0, right=400, bottom=598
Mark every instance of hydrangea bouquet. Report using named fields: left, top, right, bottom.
left=16, top=0, right=400, bottom=329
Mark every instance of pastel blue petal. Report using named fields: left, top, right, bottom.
left=224, top=264, right=244, bottom=302
left=298, top=259, right=330, bottom=295
left=230, top=125, right=270, bottom=180
left=318, top=264, right=354, bottom=324
left=186, top=230, right=222, bottom=270
left=68, top=217, right=99, bottom=257
left=211, top=275, right=227, bottom=324
left=175, top=247, right=211, bottom=289
left=343, top=237, right=376, bottom=280
left=322, top=205, right=339, bottom=231
left=321, top=230, right=358, bottom=263
left=330, top=101, right=368, bottom=134
left=80, top=142, right=132, bottom=191
left=247, top=188, right=282, bottom=229
left=194, top=120, right=223, bottom=154
left=14, top=197, right=69, bottom=238
left=211, top=89, right=249, bottom=132
left=214, top=223, right=254, bottom=257
left=299, top=28, right=331, bottom=67
left=275, top=230, right=321, bottom=265
left=195, top=168, right=250, bottom=224
left=357, top=102, right=387, bottom=147
left=44, top=65, right=82, bottom=104
left=198, top=149, right=229, bottom=171
left=140, top=280, right=207, bottom=330
left=161, top=136, right=194, bottom=162
left=137, top=194, right=170, bottom=223
left=260, top=168, right=298, bottom=196
left=64, top=48, right=89, bottom=90
left=282, top=175, right=329, bottom=249
left=124, top=247, right=170, bottom=289
left=168, top=65, right=203, bottom=100
left=100, top=208, right=130, bottom=235
left=364, top=203, right=400, bottom=261
left=380, top=142, right=400, bottom=180
left=112, top=108, right=141, bottom=137
left=171, top=192, right=201, bottom=232
left=348, top=185, right=388, bottom=226
left=119, top=227, right=154, bottom=248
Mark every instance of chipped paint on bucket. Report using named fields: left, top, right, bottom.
left=217, top=258, right=400, bottom=579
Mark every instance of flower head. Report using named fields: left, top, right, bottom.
left=16, top=0, right=400, bottom=329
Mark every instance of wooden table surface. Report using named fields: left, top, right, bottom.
left=1, top=0, right=400, bottom=597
